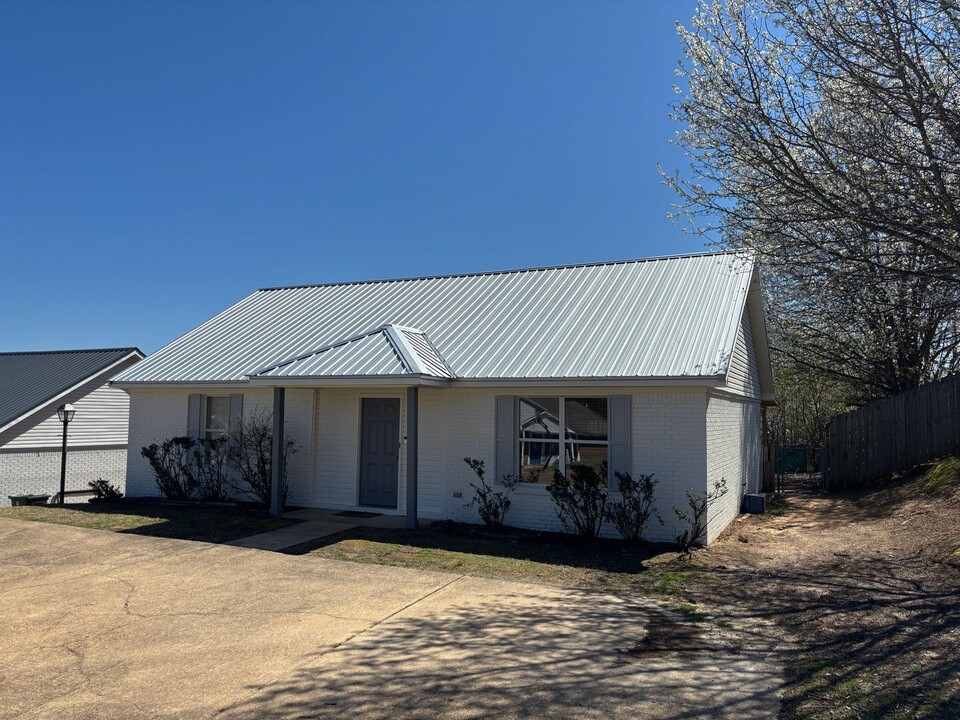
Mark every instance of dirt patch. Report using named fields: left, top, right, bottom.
left=685, top=474, right=960, bottom=720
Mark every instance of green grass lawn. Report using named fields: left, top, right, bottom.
left=293, top=524, right=689, bottom=599
left=0, top=502, right=298, bottom=543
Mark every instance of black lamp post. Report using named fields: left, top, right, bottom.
left=56, top=403, right=76, bottom=505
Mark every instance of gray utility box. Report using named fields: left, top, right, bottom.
left=741, top=493, right=766, bottom=514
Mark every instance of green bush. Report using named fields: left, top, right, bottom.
left=673, top=478, right=727, bottom=554
left=227, top=408, right=298, bottom=509
left=546, top=462, right=609, bottom=539
left=88, top=477, right=123, bottom=501
left=192, top=436, right=231, bottom=502
left=463, top=457, right=519, bottom=528
left=141, top=437, right=196, bottom=500
left=608, top=472, right=662, bottom=543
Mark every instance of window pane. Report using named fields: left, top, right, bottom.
left=519, top=397, right=561, bottom=442
left=566, top=443, right=609, bottom=485
left=206, top=396, right=230, bottom=433
left=519, top=441, right=560, bottom=484
left=563, top=397, right=608, bottom=442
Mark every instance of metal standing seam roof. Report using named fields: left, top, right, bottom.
left=0, top=348, right=143, bottom=433
left=113, top=251, right=756, bottom=385
left=255, top=324, right=456, bottom=379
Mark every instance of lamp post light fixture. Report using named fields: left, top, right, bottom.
left=56, top=403, right=76, bottom=505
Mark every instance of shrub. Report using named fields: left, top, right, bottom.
left=88, top=477, right=123, bottom=501
left=462, top=457, right=520, bottom=527
left=228, top=408, right=297, bottom=509
left=673, top=478, right=728, bottom=555
left=608, top=471, right=662, bottom=543
left=192, top=435, right=231, bottom=502
left=546, top=462, right=610, bottom=539
left=141, top=437, right=196, bottom=500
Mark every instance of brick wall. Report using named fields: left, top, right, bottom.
left=126, top=385, right=760, bottom=543
left=420, top=387, right=709, bottom=542
left=705, top=392, right=761, bottom=542
left=0, top=447, right=127, bottom=506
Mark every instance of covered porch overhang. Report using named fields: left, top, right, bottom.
left=264, top=380, right=428, bottom=530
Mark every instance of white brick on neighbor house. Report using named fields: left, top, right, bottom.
left=0, top=448, right=127, bottom=506
left=1, top=369, right=137, bottom=506
left=705, top=393, right=762, bottom=543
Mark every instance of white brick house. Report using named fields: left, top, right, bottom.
left=114, top=252, right=775, bottom=543
left=0, top=348, right=143, bottom=505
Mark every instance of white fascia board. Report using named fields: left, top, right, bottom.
left=111, top=380, right=253, bottom=390
left=452, top=376, right=726, bottom=388
left=1, top=350, right=143, bottom=435
left=744, top=267, right=777, bottom=404
left=115, top=374, right=724, bottom=391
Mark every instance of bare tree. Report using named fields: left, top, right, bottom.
left=666, top=0, right=960, bottom=399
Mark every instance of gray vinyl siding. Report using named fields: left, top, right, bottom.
left=0, top=347, right=142, bottom=453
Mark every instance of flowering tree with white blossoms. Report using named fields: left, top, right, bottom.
left=666, top=0, right=960, bottom=402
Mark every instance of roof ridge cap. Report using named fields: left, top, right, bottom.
left=256, top=250, right=747, bottom=292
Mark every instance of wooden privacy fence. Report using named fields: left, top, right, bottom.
left=827, top=372, right=960, bottom=490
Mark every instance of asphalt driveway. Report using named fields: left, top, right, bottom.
left=0, top=518, right=779, bottom=719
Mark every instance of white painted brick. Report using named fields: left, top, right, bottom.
left=705, top=392, right=762, bottom=542
left=0, top=448, right=127, bottom=506
left=126, top=385, right=756, bottom=542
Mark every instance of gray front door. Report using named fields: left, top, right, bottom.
left=359, top=398, right=400, bottom=507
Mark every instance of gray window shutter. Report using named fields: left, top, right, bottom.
left=494, top=395, right=518, bottom=485
left=228, top=394, right=244, bottom=432
left=187, top=394, right=202, bottom=439
left=608, top=394, right=631, bottom=491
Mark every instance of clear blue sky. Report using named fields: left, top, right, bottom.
left=1, top=0, right=703, bottom=354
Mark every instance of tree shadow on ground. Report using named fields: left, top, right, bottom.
left=686, top=558, right=960, bottom=719
left=694, top=474, right=960, bottom=720
left=219, top=586, right=780, bottom=720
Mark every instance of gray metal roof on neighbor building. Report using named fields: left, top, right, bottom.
left=0, top=348, right=143, bottom=433
left=113, top=252, right=757, bottom=385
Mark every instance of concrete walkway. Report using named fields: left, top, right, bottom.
left=0, top=518, right=781, bottom=720
left=226, top=508, right=405, bottom=551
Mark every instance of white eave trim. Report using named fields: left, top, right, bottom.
left=114, top=374, right=726, bottom=390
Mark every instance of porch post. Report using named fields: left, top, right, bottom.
left=406, top=385, right=418, bottom=529
left=270, top=386, right=285, bottom=517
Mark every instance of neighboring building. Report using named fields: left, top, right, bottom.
left=0, top=348, right=144, bottom=505
left=114, top=252, right=775, bottom=542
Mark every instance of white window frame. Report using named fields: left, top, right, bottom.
left=518, top=396, right=609, bottom=485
